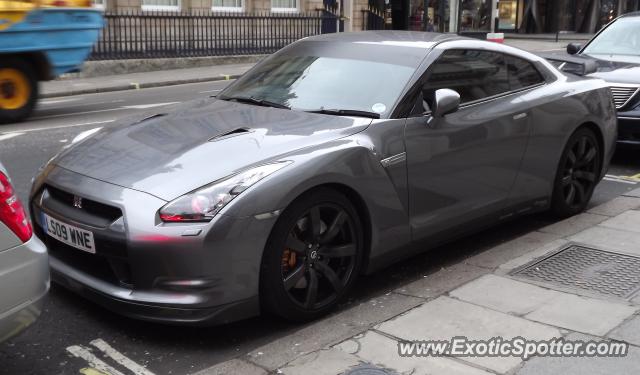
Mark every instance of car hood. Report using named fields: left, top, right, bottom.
left=585, top=55, right=640, bottom=84
left=54, top=98, right=372, bottom=201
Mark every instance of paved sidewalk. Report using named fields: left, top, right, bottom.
left=198, top=188, right=640, bottom=375
left=41, top=63, right=254, bottom=98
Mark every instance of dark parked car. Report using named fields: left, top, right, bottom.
left=567, top=12, right=640, bottom=146
left=31, top=31, right=616, bottom=325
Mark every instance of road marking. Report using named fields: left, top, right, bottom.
left=90, top=339, right=155, bottom=375
left=604, top=174, right=638, bottom=184
left=80, top=368, right=111, bottom=375
left=199, top=89, right=222, bottom=94
left=2, top=120, right=115, bottom=135
left=0, top=132, right=24, bottom=141
left=66, top=346, right=126, bottom=375
left=122, top=102, right=180, bottom=110
left=31, top=107, right=123, bottom=120
left=40, top=98, right=81, bottom=105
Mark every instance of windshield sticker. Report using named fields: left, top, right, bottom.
left=372, top=103, right=386, bottom=114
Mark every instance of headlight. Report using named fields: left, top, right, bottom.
left=158, top=162, right=291, bottom=222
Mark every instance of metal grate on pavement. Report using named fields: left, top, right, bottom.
left=511, top=244, right=640, bottom=299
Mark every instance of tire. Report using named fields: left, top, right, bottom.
left=260, top=187, right=364, bottom=322
left=0, top=57, right=39, bottom=124
left=550, top=127, right=602, bottom=218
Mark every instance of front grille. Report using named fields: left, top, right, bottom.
left=45, top=184, right=122, bottom=224
left=609, top=86, right=639, bottom=109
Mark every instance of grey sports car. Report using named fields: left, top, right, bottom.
left=30, top=31, right=616, bottom=325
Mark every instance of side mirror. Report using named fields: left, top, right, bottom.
left=567, top=43, right=582, bottom=55
left=432, top=89, right=460, bottom=117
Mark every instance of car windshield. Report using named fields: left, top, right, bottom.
left=583, top=17, right=640, bottom=61
left=218, top=54, right=415, bottom=117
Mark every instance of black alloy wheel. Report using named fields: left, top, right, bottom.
left=551, top=128, right=601, bottom=217
left=261, top=188, right=363, bottom=321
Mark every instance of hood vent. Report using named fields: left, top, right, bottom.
left=209, top=127, right=254, bottom=142
left=134, top=113, right=167, bottom=124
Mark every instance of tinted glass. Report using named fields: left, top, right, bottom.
left=219, top=54, right=415, bottom=116
left=582, top=17, right=640, bottom=63
left=424, top=50, right=509, bottom=104
left=506, top=56, right=544, bottom=89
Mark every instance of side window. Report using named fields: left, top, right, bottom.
left=424, top=49, right=509, bottom=105
left=506, top=56, right=545, bottom=90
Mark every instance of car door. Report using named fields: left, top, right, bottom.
left=404, top=48, right=533, bottom=242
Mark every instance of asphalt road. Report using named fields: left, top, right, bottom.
left=0, top=81, right=639, bottom=375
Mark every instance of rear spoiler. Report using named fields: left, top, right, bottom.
left=538, top=53, right=598, bottom=76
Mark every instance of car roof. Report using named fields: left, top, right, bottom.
left=620, top=11, right=640, bottom=18
left=301, top=31, right=467, bottom=59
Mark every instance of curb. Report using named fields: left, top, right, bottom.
left=39, top=74, right=244, bottom=99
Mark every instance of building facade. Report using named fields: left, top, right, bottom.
left=373, top=0, right=640, bottom=34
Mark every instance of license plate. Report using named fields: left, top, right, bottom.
left=41, top=213, right=96, bottom=254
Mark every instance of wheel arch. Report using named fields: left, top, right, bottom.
left=574, top=121, right=606, bottom=176
left=298, top=183, right=374, bottom=275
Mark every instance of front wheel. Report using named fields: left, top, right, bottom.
left=0, top=57, right=38, bottom=124
left=550, top=127, right=602, bottom=218
left=260, top=188, right=364, bottom=321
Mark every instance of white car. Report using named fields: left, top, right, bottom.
left=0, top=162, right=49, bottom=343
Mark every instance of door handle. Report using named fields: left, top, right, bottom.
left=513, top=113, right=528, bottom=120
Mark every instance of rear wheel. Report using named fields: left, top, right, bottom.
left=260, top=188, right=363, bottom=321
left=0, top=58, right=38, bottom=124
left=551, top=128, right=602, bottom=218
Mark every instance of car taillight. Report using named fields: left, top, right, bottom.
left=0, top=172, right=32, bottom=243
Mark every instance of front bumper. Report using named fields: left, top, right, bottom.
left=617, top=114, right=640, bottom=146
left=30, top=166, right=276, bottom=325
left=0, top=237, right=49, bottom=343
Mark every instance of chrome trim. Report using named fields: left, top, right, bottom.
left=618, top=116, right=640, bottom=121
left=380, top=152, right=406, bottom=168
left=609, top=84, right=639, bottom=109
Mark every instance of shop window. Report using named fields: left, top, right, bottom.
left=213, top=0, right=244, bottom=11
left=498, top=0, right=518, bottom=30
left=142, top=0, right=180, bottom=11
left=459, top=0, right=491, bottom=32
left=272, top=0, right=298, bottom=12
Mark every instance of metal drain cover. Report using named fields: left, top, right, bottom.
left=511, top=244, right=640, bottom=298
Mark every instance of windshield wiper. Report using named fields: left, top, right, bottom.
left=306, top=108, right=380, bottom=119
left=221, top=96, right=290, bottom=110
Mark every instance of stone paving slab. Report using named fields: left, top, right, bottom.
left=599, top=210, right=640, bottom=233
left=608, top=315, right=640, bottom=347
left=538, top=213, right=609, bottom=237
left=570, top=226, right=640, bottom=256
left=279, top=348, right=362, bottom=375
left=466, top=231, right=561, bottom=270
left=376, top=296, right=561, bottom=373
left=451, top=275, right=638, bottom=337
left=515, top=333, right=640, bottom=375
left=247, top=292, right=423, bottom=371
left=587, top=197, right=640, bottom=217
left=193, top=359, right=267, bottom=375
left=394, top=262, right=488, bottom=300
left=497, top=239, right=568, bottom=273
left=335, top=330, right=492, bottom=375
